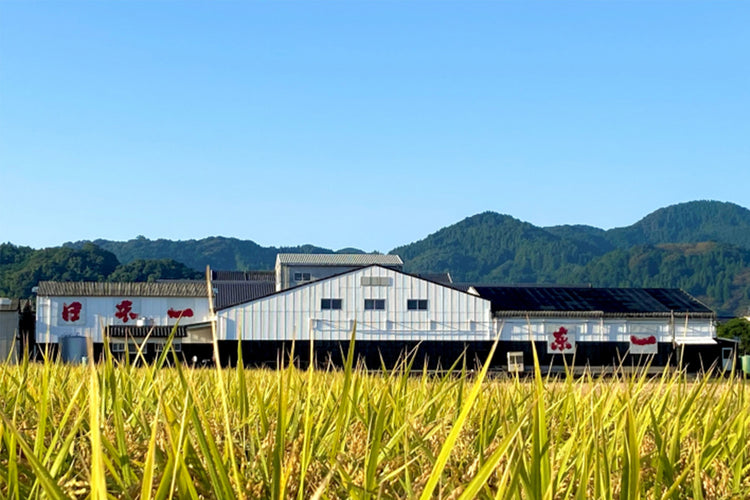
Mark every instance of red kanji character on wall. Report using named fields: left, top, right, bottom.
left=115, top=300, right=138, bottom=323
left=168, top=308, right=194, bottom=319
left=550, top=326, right=572, bottom=351
left=62, top=302, right=82, bottom=322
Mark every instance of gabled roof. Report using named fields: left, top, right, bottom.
left=217, top=264, right=482, bottom=310
left=276, top=253, right=403, bottom=267
left=470, top=286, right=715, bottom=318
left=36, top=281, right=207, bottom=298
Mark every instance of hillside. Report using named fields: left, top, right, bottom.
left=64, top=237, right=351, bottom=271
left=604, top=201, right=750, bottom=249
left=4, top=200, right=750, bottom=316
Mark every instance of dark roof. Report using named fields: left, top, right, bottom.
left=37, top=282, right=207, bottom=297
left=470, top=286, right=714, bottom=318
left=416, top=272, right=453, bottom=285
left=213, top=281, right=276, bottom=309
left=211, top=270, right=275, bottom=281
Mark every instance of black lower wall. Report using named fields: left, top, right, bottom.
left=36, top=340, right=732, bottom=373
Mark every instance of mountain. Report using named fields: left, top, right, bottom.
left=605, top=201, right=750, bottom=249
left=5, top=199, right=750, bottom=316
left=391, top=212, right=602, bottom=283
left=0, top=243, right=201, bottom=298
left=390, top=201, right=750, bottom=316
left=64, top=236, right=354, bottom=272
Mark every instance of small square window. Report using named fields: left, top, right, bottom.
left=407, top=299, right=428, bottom=311
left=364, top=299, right=385, bottom=310
left=294, top=272, right=311, bottom=282
left=321, top=298, right=342, bottom=310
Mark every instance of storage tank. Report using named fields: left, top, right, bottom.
left=60, top=336, right=89, bottom=364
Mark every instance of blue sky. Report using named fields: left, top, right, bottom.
left=1, top=1, right=748, bottom=252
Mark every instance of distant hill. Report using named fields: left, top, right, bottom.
left=390, top=201, right=750, bottom=316
left=605, top=201, right=750, bottom=249
left=4, top=200, right=750, bottom=316
left=64, top=237, right=355, bottom=272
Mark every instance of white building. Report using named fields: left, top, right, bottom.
left=275, top=253, right=403, bottom=291
left=220, top=264, right=490, bottom=343
left=35, top=282, right=213, bottom=358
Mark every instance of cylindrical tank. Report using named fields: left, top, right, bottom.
left=742, top=355, right=750, bottom=375
left=60, top=336, right=89, bottom=364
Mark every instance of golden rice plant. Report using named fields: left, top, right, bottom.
left=0, top=330, right=748, bottom=499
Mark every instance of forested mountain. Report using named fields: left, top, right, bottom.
left=4, top=200, right=750, bottom=316
left=391, top=201, right=750, bottom=316
left=605, top=201, right=750, bottom=249
left=64, top=237, right=347, bottom=271
left=0, top=243, right=200, bottom=298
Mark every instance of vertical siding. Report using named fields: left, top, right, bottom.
left=218, top=267, right=492, bottom=342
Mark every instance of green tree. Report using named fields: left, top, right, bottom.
left=718, top=318, right=750, bottom=355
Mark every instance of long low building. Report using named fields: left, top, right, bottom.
left=35, top=258, right=733, bottom=371
left=215, top=265, right=728, bottom=371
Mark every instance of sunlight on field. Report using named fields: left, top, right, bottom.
left=0, top=342, right=748, bottom=499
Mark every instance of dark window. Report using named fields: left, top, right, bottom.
left=364, top=299, right=386, bottom=310
left=294, top=272, right=311, bottom=282
left=407, top=299, right=428, bottom=310
left=321, top=298, right=342, bottom=310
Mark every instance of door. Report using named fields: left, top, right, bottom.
left=722, top=347, right=734, bottom=371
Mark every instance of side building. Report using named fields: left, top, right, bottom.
left=35, top=282, right=214, bottom=361
left=468, top=286, right=728, bottom=372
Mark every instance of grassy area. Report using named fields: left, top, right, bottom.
left=0, top=336, right=748, bottom=499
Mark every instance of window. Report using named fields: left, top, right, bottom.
left=407, top=299, right=428, bottom=311
left=110, top=343, right=125, bottom=353
left=364, top=299, right=385, bottom=310
left=361, top=276, right=390, bottom=286
left=154, top=342, right=181, bottom=352
left=321, top=298, right=342, bottom=310
left=294, top=272, right=311, bottom=282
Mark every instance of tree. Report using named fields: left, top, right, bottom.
left=717, top=317, right=750, bottom=355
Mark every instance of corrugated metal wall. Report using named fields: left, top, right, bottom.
left=219, top=266, right=492, bottom=342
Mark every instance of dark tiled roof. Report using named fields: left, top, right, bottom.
left=416, top=273, right=453, bottom=284
left=211, top=270, right=275, bottom=281
left=213, top=281, right=276, bottom=309
left=37, top=282, right=207, bottom=297
left=470, top=286, right=714, bottom=317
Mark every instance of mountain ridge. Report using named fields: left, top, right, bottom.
left=4, top=200, right=750, bottom=316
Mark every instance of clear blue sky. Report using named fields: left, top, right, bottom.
left=1, top=1, right=748, bottom=252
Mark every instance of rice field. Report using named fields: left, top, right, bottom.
left=0, top=334, right=749, bottom=499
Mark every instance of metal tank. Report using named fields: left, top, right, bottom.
left=60, top=335, right=89, bottom=364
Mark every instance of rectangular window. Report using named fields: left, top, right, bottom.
left=407, top=299, right=428, bottom=310
left=294, top=272, right=311, bottom=282
left=364, top=299, right=386, bottom=310
left=361, top=276, right=390, bottom=286
left=154, top=342, right=181, bottom=352
left=321, top=298, right=342, bottom=310
left=110, top=343, right=125, bottom=353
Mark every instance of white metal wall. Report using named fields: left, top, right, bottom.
left=36, top=295, right=211, bottom=344
left=496, top=317, right=715, bottom=343
left=219, top=266, right=492, bottom=342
